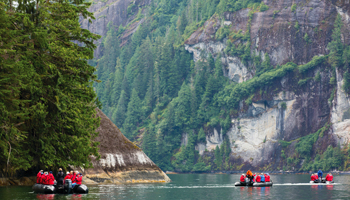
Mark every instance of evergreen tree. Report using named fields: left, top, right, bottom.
left=112, top=90, right=128, bottom=128
left=0, top=0, right=101, bottom=174
left=123, top=89, right=142, bottom=138
left=197, top=128, right=206, bottom=143
left=328, top=14, right=343, bottom=68
left=214, top=145, right=222, bottom=170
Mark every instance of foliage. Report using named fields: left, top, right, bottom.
left=259, top=2, right=269, bottom=12
left=0, top=0, right=100, bottom=175
left=328, top=14, right=343, bottom=68
left=294, top=21, right=299, bottom=30
left=298, top=55, right=328, bottom=73
left=197, top=128, right=206, bottom=143
left=291, top=4, right=296, bottom=13
left=298, top=78, right=312, bottom=87
left=303, top=33, right=310, bottom=43
left=295, top=123, right=330, bottom=159
left=281, top=102, right=287, bottom=110
left=94, top=0, right=350, bottom=172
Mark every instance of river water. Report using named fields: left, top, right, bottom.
left=1, top=174, right=350, bottom=199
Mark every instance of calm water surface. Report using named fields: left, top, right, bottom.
left=1, top=174, right=349, bottom=199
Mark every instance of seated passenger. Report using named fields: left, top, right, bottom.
left=256, top=174, right=261, bottom=182
left=71, top=171, right=79, bottom=188
left=71, top=171, right=76, bottom=183
left=260, top=173, right=265, bottom=182
left=47, top=171, right=55, bottom=185
left=311, top=174, right=316, bottom=181
left=264, top=173, right=271, bottom=182
left=42, top=172, right=48, bottom=185
left=36, top=170, right=43, bottom=184
left=325, top=173, right=333, bottom=181
left=246, top=170, right=253, bottom=182
left=240, top=174, right=245, bottom=182
left=76, top=173, right=83, bottom=185
left=64, top=172, right=71, bottom=184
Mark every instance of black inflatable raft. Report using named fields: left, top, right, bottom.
left=32, top=179, right=88, bottom=194
left=235, top=181, right=273, bottom=187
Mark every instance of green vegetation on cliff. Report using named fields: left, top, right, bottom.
left=0, top=1, right=100, bottom=175
left=95, top=0, right=350, bottom=172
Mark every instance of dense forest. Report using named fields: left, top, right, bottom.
left=2, top=0, right=350, bottom=176
left=0, top=0, right=100, bottom=175
left=93, top=0, right=350, bottom=172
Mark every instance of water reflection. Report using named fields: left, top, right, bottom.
left=36, top=194, right=54, bottom=200
left=1, top=174, right=350, bottom=200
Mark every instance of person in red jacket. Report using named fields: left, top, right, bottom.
left=256, top=174, right=261, bottom=182
left=76, top=173, right=83, bottom=185
left=325, top=173, right=333, bottom=181
left=41, top=172, right=48, bottom=185
left=71, top=171, right=76, bottom=184
left=311, top=174, right=316, bottom=181
left=240, top=174, right=245, bottom=182
left=47, top=171, right=55, bottom=185
left=64, top=172, right=71, bottom=184
left=36, top=170, right=43, bottom=184
left=264, top=173, right=271, bottom=182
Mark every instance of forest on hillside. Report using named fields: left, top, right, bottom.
left=94, top=0, right=350, bottom=172
left=0, top=0, right=100, bottom=175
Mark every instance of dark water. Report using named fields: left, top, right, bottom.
left=1, top=174, right=350, bottom=200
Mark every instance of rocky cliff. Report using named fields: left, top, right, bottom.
left=88, top=0, right=350, bottom=172
left=185, top=0, right=350, bottom=169
left=81, top=109, right=170, bottom=183
left=80, top=0, right=150, bottom=58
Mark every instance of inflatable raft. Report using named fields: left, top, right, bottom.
left=310, top=180, right=334, bottom=184
left=235, top=181, right=273, bottom=187
left=32, top=179, right=88, bottom=194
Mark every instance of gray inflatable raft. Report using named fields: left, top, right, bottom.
left=235, top=181, right=273, bottom=187
left=309, top=180, right=334, bottom=184
left=32, top=184, right=56, bottom=194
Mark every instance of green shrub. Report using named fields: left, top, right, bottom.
left=298, top=55, right=327, bottom=73
left=216, top=26, right=230, bottom=40
left=304, top=33, right=310, bottom=43
left=259, top=2, right=269, bottom=12
left=343, top=72, right=350, bottom=93
left=291, top=4, right=296, bottom=12
left=281, top=102, right=287, bottom=110
left=314, top=71, right=321, bottom=82
left=279, top=140, right=292, bottom=148
left=294, top=21, right=299, bottom=30
left=328, top=88, right=336, bottom=104
left=127, top=3, right=136, bottom=15
left=298, top=78, right=312, bottom=86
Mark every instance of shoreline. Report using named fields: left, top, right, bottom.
left=165, top=170, right=349, bottom=175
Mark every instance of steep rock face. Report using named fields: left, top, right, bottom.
left=80, top=0, right=150, bottom=58
left=82, top=109, right=170, bottom=183
left=186, top=0, right=350, bottom=168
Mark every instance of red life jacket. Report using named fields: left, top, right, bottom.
left=311, top=175, right=315, bottom=181
left=240, top=175, right=245, bottom=182
left=264, top=175, right=270, bottom=182
left=47, top=174, right=55, bottom=185
left=256, top=175, right=261, bottom=182
left=41, top=174, right=48, bottom=185
left=326, top=175, right=333, bottom=181
left=71, top=173, right=76, bottom=183
left=36, top=172, right=42, bottom=184
left=76, top=175, right=82, bottom=185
